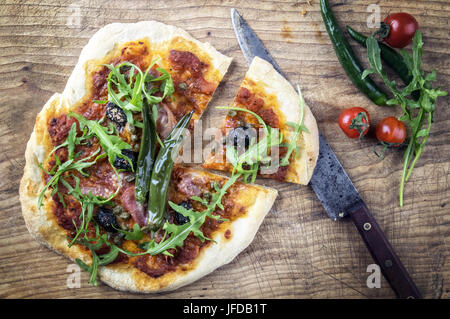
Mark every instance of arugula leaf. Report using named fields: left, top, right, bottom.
left=42, top=123, right=93, bottom=168
left=60, top=170, right=121, bottom=247
left=105, top=62, right=144, bottom=112
left=143, top=66, right=175, bottom=104
left=104, top=60, right=175, bottom=129
left=190, top=195, right=208, bottom=206
left=73, top=225, right=119, bottom=286
left=37, top=148, right=105, bottom=209
left=280, top=85, right=310, bottom=166
left=39, top=112, right=125, bottom=246
left=68, top=112, right=132, bottom=169
left=115, top=223, right=145, bottom=241
left=144, top=206, right=212, bottom=256
left=118, top=173, right=239, bottom=257
left=92, top=99, right=108, bottom=104
left=363, top=31, right=447, bottom=206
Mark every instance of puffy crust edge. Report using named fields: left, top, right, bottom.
left=20, top=93, right=90, bottom=264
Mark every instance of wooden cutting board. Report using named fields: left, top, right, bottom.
left=0, top=0, right=448, bottom=299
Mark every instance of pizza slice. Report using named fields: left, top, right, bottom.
left=203, top=57, right=319, bottom=184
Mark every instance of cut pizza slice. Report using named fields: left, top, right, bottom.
left=203, top=56, right=319, bottom=184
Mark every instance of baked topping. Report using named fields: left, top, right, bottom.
left=105, top=101, right=127, bottom=128
left=227, top=124, right=257, bottom=149
left=113, top=149, right=138, bottom=171
left=94, top=207, right=120, bottom=233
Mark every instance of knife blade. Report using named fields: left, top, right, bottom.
left=231, top=8, right=422, bottom=299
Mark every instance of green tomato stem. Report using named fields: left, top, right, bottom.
left=399, top=139, right=415, bottom=207
left=405, top=112, right=431, bottom=182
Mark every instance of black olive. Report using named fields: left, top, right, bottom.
left=105, top=102, right=127, bottom=128
left=120, top=65, right=131, bottom=73
left=113, top=149, right=138, bottom=171
left=174, top=201, right=192, bottom=225
left=94, top=207, right=120, bottom=233
left=227, top=125, right=257, bottom=149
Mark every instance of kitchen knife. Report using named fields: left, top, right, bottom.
left=231, top=8, right=422, bottom=299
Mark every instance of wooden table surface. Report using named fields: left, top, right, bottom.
left=0, top=0, right=449, bottom=299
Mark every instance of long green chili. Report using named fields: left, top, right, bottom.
left=146, top=111, right=194, bottom=229
left=135, top=100, right=157, bottom=203
left=320, top=0, right=388, bottom=106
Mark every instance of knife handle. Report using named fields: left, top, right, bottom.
left=348, top=200, right=422, bottom=299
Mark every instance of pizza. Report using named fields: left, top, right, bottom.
left=203, top=57, right=319, bottom=185
left=19, top=21, right=317, bottom=293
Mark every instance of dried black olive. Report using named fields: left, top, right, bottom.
left=174, top=200, right=192, bottom=225
left=105, top=102, right=127, bottom=128
left=94, top=207, right=120, bottom=233
left=227, top=125, right=257, bottom=149
left=113, top=149, right=138, bottom=171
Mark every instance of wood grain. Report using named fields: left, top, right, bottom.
left=0, top=0, right=449, bottom=299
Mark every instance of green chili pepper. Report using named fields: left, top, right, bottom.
left=346, top=26, right=420, bottom=100
left=135, top=100, right=156, bottom=203
left=146, top=110, right=194, bottom=229
left=320, top=0, right=388, bottom=106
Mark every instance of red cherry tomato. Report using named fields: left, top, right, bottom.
left=338, top=107, right=370, bottom=139
left=383, top=13, right=419, bottom=48
left=376, top=117, right=406, bottom=145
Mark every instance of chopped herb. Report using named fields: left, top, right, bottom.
left=68, top=112, right=133, bottom=169
left=104, top=59, right=174, bottom=129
